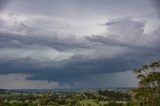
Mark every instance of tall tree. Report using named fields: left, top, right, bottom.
left=133, top=60, right=160, bottom=106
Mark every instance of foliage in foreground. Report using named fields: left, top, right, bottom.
left=133, top=60, right=160, bottom=106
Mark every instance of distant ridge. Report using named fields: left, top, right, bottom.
left=8, top=87, right=136, bottom=93
left=0, top=88, right=8, bottom=91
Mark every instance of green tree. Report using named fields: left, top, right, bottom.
left=47, top=101, right=59, bottom=106
left=37, top=91, right=51, bottom=106
left=133, top=60, right=160, bottom=106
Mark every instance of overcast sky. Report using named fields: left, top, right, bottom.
left=0, top=0, right=160, bottom=89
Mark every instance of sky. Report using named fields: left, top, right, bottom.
left=0, top=0, right=160, bottom=89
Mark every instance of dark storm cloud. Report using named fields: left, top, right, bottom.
left=27, top=58, right=137, bottom=83
left=0, top=55, right=139, bottom=83
left=86, top=35, right=132, bottom=48
left=0, top=0, right=9, bottom=11
left=151, top=0, right=160, bottom=16
left=0, top=0, right=159, bottom=87
left=0, top=18, right=160, bottom=84
left=0, top=46, right=157, bottom=83
left=0, top=32, right=89, bottom=51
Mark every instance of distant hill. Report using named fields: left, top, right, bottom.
left=8, top=87, right=135, bottom=93
left=0, top=89, right=10, bottom=93
left=0, top=89, right=8, bottom=91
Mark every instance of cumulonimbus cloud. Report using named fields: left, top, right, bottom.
left=0, top=17, right=160, bottom=84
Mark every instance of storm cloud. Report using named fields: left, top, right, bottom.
left=0, top=0, right=160, bottom=88
left=151, top=0, right=160, bottom=16
left=0, top=17, right=160, bottom=84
